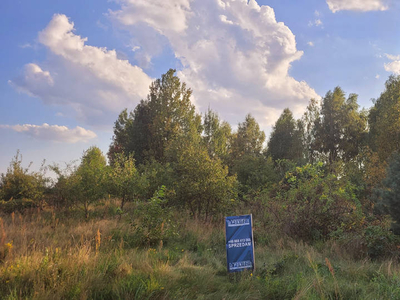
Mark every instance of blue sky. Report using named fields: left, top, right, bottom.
left=1, top=0, right=399, bottom=174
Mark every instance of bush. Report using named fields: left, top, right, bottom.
left=0, top=151, right=48, bottom=212
left=0, top=198, right=36, bottom=213
left=270, top=163, right=364, bottom=241
left=132, top=186, right=177, bottom=246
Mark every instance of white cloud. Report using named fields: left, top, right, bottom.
left=386, top=54, right=400, bottom=61
left=308, top=19, right=323, bottom=27
left=10, top=14, right=153, bottom=127
left=384, top=54, right=400, bottom=75
left=375, top=74, right=380, bottom=79
left=308, top=41, right=315, bottom=47
left=327, top=0, right=388, bottom=13
left=111, top=0, right=319, bottom=128
left=0, top=123, right=97, bottom=143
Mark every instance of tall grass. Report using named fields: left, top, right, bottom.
left=1, top=202, right=400, bottom=299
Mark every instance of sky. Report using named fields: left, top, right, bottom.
left=1, top=0, right=400, bottom=174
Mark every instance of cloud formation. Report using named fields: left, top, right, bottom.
left=384, top=54, right=400, bottom=75
left=0, top=123, right=97, bottom=143
left=10, top=14, right=153, bottom=127
left=326, top=0, right=388, bottom=13
left=111, top=0, right=319, bottom=127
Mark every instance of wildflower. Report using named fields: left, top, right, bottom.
left=5, top=242, right=13, bottom=250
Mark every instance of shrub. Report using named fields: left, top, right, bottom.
left=270, top=163, right=364, bottom=241
left=0, top=151, right=48, bottom=212
left=132, top=186, right=177, bottom=246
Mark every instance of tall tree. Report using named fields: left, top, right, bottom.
left=109, top=69, right=202, bottom=165
left=369, top=75, right=400, bottom=162
left=230, top=114, right=266, bottom=162
left=313, top=87, right=366, bottom=167
left=267, top=108, right=304, bottom=163
left=302, top=98, right=320, bottom=164
left=375, top=152, right=400, bottom=234
left=202, top=108, right=232, bottom=161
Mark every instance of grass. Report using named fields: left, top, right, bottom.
left=1, top=201, right=400, bottom=299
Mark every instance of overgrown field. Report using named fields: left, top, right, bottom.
left=1, top=202, right=400, bottom=300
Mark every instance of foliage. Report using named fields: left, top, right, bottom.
left=267, top=108, right=304, bottom=164
left=313, top=87, right=367, bottom=166
left=230, top=114, right=265, bottom=163
left=108, top=153, right=148, bottom=209
left=172, top=144, right=237, bottom=220
left=271, top=163, right=364, bottom=241
left=369, top=75, right=400, bottom=162
left=133, top=186, right=176, bottom=246
left=232, top=154, right=278, bottom=197
left=202, top=108, right=232, bottom=162
left=0, top=151, right=48, bottom=211
left=109, top=69, right=202, bottom=165
left=375, top=152, right=400, bottom=234
left=72, top=147, right=107, bottom=218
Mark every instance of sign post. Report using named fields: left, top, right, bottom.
left=225, top=214, right=255, bottom=273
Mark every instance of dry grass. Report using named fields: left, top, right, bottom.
left=1, top=203, right=400, bottom=299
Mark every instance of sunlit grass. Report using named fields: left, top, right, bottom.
left=1, top=202, right=400, bottom=299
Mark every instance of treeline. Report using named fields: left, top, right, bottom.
left=2, top=69, right=400, bottom=258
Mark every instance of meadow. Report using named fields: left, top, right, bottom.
left=1, top=201, right=400, bottom=300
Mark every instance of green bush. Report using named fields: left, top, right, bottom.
left=132, top=186, right=177, bottom=246
left=0, top=151, right=48, bottom=212
left=270, top=163, right=364, bottom=241
left=0, top=198, right=36, bottom=213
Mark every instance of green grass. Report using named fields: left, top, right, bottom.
left=1, top=202, right=400, bottom=299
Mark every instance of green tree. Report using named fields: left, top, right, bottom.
left=369, top=75, right=400, bottom=162
left=108, top=153, right=148, bottom=210
left=109, top=69, right=202, bottom=165
left=301, top=98, right=320, bottom=164
left=267, top=108, right=304, bottom=163
left=74, top=147, right=107, bottom=218
left=172, top=144, right=237, bottom=221
left=375, top=152, right=400, bottom=234
left=230, top=114, right=266, bottom=163
left=313, top=87, right=366, bottom=167
left=202, top=108, right=232, bottom=161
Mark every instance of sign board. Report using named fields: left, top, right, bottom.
left=225, top=214, right=255, bottom=273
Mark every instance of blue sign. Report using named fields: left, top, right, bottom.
left=225, top=214, right=255, bottom=273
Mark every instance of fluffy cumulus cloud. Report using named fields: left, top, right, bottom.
left=384, top=54, right=400, bottom=75
left=111, top=0, right=319, bottom=128
left=326, top=0, right=388, bottom=13
left=10, top=14, right=153, bottom=126
left=0, top=123, right=97, bottom=143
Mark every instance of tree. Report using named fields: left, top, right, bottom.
left=369, top=75, right=400, bottom=162
left=230, top=114, right=266, bottom=163
left=375, top=152, right=400, bottom=234
left=267, top=108, right=304, bottom=163
left=108, top=153, right=148, bottom=210
left=202, top=108, right=232, bottom=161
left=74, top=147, right=107, bottom=218
left=172, top=144, right=237, bottom=221
left=109, top=69, right=202, bottom=165
left=313, top=87, right=366, bottom=167
left=301, top=98, right=320, bottom=164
